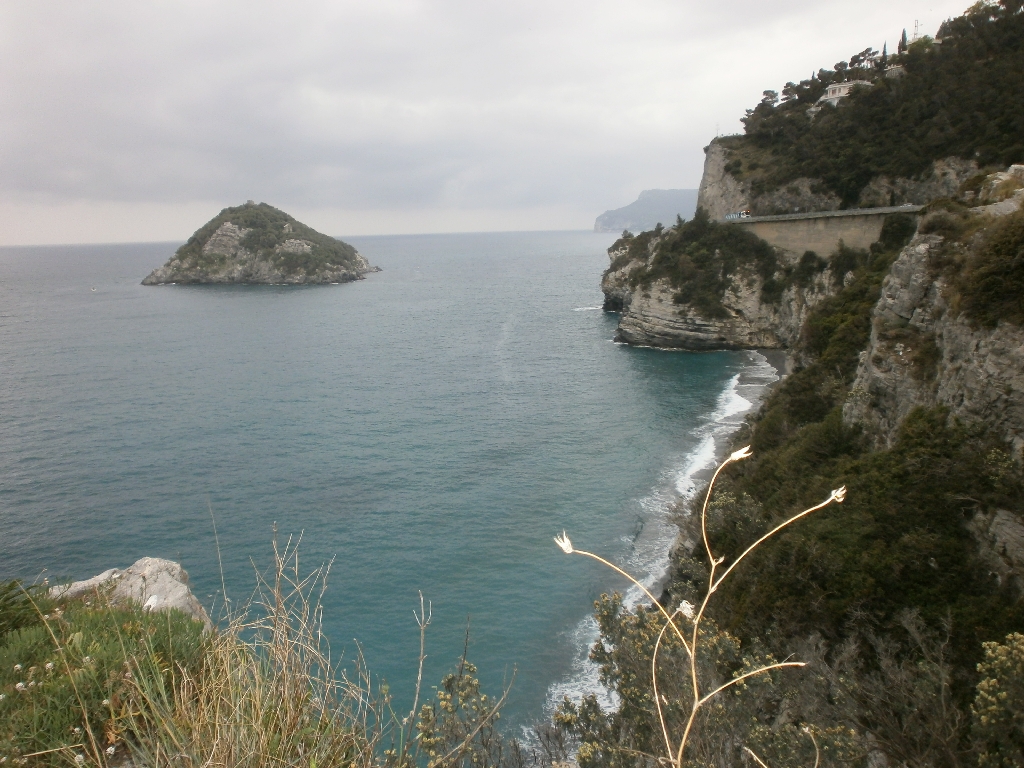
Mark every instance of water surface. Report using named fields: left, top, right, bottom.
left=0, top=231, right=763, bottom=728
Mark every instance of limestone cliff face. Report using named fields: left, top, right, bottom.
left=696, top=143, right=751, bottom=221
left=696, top=140, right=841, bottom=218
left=601, top=230, right=837, bottom=350
left=843, top=227, right=1024, bottom=457
left=968, top=508, right=1024, bottom=595
left=697, top=138, right=978, bottom=219
left=143, top=202, right=378, bottom=286
left=856, top=157, right=979, bottom=208
left=839, top=216, right=1024, bottom=584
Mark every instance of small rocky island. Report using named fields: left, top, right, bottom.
left=142, top=201, right=378, bottom=285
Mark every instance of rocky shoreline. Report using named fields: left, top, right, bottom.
left=649, top=348, right=785, bottom=599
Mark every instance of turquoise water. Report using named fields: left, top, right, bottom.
left=0, top=231, right=767, bottom=730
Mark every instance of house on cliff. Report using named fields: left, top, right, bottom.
left=806, top=80, right=873, bottom=115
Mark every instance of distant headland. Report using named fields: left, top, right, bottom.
left=594, top=189, right=698, bottom=233
left=142, top=201, right=378, bottom=285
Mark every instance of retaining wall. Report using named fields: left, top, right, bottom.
left=732, top=205, right=922, bottom=256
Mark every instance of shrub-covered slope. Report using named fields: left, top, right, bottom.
left=574, top=4, right=1024, bottom=758
left=723, top=0, right=1024, bottom=207
left=567, top=197, right=1024, bottom=768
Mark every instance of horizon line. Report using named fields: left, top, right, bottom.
left=0, top=228, right=619, bottom=249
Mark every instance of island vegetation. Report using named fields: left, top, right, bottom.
left=142, top=202, right=376, bottom=285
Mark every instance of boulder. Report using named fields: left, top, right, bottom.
left=51, top=557, right=212, bottom=629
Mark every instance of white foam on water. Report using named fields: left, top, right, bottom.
left=712, top=374, right=752, bottom=421
left=674, top=435, right=716, bottom=499
left=573, top=305, right=604, bottom=311
left=542, top=351, right=780, bottom=722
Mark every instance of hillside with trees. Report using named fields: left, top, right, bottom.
left=723, top=0, right=1024, bottom=207
left=570, top=3, right=1024, bottom=767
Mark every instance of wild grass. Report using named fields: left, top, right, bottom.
left=0, top=593, right=206, bottom=766
left=1, top=535, right=521, bottom=768
left=120, top=536, right=383, bottom=768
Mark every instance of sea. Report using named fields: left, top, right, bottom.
left=0, top=230, right=777, bottom=733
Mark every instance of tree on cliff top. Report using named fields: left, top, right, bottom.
left=734, top=0, right=1024, bottom=206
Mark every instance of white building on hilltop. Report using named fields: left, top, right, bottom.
left=807, top=80, right=873, bottom=115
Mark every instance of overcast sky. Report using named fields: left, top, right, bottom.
left=0, top=0, right=969, bottom=245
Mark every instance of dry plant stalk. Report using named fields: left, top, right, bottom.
left=124, top=535, right=384, bottom=768
left=555, top=446, right=846, bottom=768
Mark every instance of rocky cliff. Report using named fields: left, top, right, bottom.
left=696, top=137, right=979, bottom=220
left=143, top=202, right=378, bottom=285
left=607, top=161, right=1024, bottom=596
left=838, top=191, right=1024, bottom=593
left=602, top=227, right=836, bottom=350
left=842, top=228, right=1024, bottom=455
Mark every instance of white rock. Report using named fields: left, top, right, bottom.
left=51, top=557, right=212, bottom=629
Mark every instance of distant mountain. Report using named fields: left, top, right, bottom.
left=594, top=189, right=699, bottom=233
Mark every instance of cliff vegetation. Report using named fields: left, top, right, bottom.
left=0, top=544, right=528, bottom=768
left=726, top=0, right=1024, bottom=207
left=569, top=202, right=1024, bottom=768
left=615, top=211, right=782, bottom=318
left=582, top=2, right=1024, bottom=765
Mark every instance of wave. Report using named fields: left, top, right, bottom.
left=542, top=350, right=780, bottom=720
left=573, top=305, right=604, bottom=312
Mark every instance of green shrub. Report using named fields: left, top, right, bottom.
left=708, top=406, right=1024, bottom=677
left=624, top=209, right=782, bottom=317
left=607, top=230, right=655, bottom=273
left=974, top=632, right=1024, bottom=768
left=0, top=581, right=54, bottom=638
left=416, top=657, right=517, bottom=768
left=959, top=208, right=1024, bottom=327
left=0, top=601, right=206, bottom=766
left=791, top=251, right=828, bottom=289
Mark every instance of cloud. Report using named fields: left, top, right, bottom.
left=0, top=0, right=970, bottom=242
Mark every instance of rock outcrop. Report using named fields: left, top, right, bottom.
left=696, top=142, right=753, bottom=221
left=697, top=138, right=978, bottom=220
left=843, top=200, right=1024, bottom=456
left=52, top=557, right=212, bottom=629
left=602, top=228, right=837, bottom=350
left=968, top=508, right=1024, bottom=596
left=143, top=202, right=378, bottom=285
left=856, top=157, right=979, bottom=208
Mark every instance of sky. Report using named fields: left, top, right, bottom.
left=0, top=0, right=971, bottom=245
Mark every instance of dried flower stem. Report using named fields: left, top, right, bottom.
left=652, top=607, right=684, bottom=758
left=557, top=446, right=847, bottom=768
left=564, top=548, right=691, bottom=656
left=745, top=746, right=772, bottom=768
